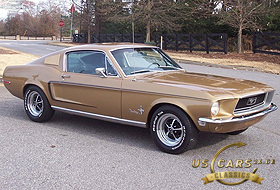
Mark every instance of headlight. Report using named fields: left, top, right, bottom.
left=211, top=101, right=220, bottom=116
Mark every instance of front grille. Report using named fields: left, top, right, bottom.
left=234, top=93, right=266, bottom=113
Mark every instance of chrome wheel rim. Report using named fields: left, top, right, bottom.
left=156, top=113, right=184, bottom=146
left=27, top=91, right=44, bottom=117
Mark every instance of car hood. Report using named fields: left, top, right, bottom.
left=135, top=70, right=273, bottom=98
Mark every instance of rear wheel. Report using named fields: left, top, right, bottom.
left=150, top=105, right=198, bottom=154
left=24, top=86, right=54, bottom=122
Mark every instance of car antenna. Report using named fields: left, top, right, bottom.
left=131, top=6, right=136, bottom=81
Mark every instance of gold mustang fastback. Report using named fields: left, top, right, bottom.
left=2, top=43, right=278, bottom=154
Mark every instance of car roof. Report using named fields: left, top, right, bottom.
left=64, top=43, right=158, bottom=52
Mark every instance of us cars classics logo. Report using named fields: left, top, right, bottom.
left=192, top=142, right=275, bottom=186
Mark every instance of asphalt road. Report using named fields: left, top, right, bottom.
left=0, top=42, right=279, bottom=189
left=0, top=40, right=64, bottom=56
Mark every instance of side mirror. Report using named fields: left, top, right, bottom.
left=95, top=68, right=107, bottom=78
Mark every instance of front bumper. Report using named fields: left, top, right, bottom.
left=198, top=103, right=278, bottom=133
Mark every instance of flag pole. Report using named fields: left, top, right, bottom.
left=70, top=4, right=75, bottom=41
left=70, top=14, right=73, bottom=40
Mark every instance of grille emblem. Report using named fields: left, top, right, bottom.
left=247, top=97, right=257, bottom=106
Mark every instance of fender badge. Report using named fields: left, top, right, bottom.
left=129, top=106, right=144, bottom=115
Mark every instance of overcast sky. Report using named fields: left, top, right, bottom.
left=0, top=0, right=45, bottom=20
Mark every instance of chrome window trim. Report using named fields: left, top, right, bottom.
left=108, top=45, right=157, bottom=52
left=105, top=56, right=119, bottom=77
left=63, top=49, right=121, bottom=78
left=109, top=47, right=183, bottom=78
left=51, top=106, right=147, bottom=128
left=109, top=49, right=132, bottom=78
left=123, top=51, right=131, bottom=67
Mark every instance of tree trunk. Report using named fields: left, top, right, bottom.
left=145, top=0, right=151, bottom=42
left=237, top=24, right=243, bottom=53
left=146, top=19, right=151, bottom=42
left=95, top=4, right=101, bottom=35
left=86, top=0, right=91, bottom=44
left=87, top=25, right=91, bottom=44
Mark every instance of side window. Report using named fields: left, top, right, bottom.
left=106, top=58, right=117, bottom=76
left=67, top=51, right=117, bottom=76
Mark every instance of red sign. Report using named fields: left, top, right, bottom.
left=70, top=4, right=75, bottom=13
left=59, top=20, right=64, bottom=27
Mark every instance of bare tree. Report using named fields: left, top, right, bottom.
left=72, top=0, right=95, bottom=43
left=21, top=12, right=38, bottom=36
left=3, top=0, right=68, bottom=37
left=95, top=0, right=128, bottom=35
left=4, top=14, right=24, bottom=35
left=216, top=0, right=267, bottom=53
left=99, top=0, right=191, bottom=42
left=0, top=20, right=5, bottom=35
left=132, top=0, right=191, bottom=42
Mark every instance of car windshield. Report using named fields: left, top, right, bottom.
left=111, top=48, right=182, bottom=76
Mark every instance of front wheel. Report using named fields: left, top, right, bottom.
left=150, top=105, right=198, bottom=154
left=24, top=86, right=54, bottom=122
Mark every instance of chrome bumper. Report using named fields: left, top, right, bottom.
left=198, top=103, right=278, bottom=126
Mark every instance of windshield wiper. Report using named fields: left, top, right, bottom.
left=158, top=66, right=180, bottom=70
left=130, top=69, right=152, bottom=74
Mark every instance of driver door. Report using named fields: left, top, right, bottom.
left=49, top=50, right=122, bottom=118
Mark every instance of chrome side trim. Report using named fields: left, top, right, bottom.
left=63, top=49, right=121, bottom=78
left=198, top=103, right=277, bottom=126
left=51, top=106, right=147, bottom=128
left=49, top=81, right=121, bottom=91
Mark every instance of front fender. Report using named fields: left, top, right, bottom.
left=149, top=97, right=211, bottom=131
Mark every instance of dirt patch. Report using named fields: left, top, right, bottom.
left=167, top=51, right=280, bottom=75
left=172, top=51, right=280, bottom=65
left=0, top=48, right=19, bottom=54
left=0, top=47, right=39, bottom=76
left=47, top=41, right=80, bottom=47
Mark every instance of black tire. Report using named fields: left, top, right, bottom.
left=226, top=128, right=248, bottom=135
left=150, top=105, right=198, bottom=154
left=24, top=86, right=54, bottom=122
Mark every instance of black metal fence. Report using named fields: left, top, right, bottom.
left=72, top=33, right=145, bottom=44
left=154, top=33, right=227, bottom=54
left=0, top=35, right=55, bottom=40
left=73, top=33, right=228, bottom=54
left=253, top=32, right=280, bottom=56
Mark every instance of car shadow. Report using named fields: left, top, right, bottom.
left=49, top=111, right=156, bottom=151
left=194, top=132, right=229, bottom=150
left=0, top=98, right=230, bottom=153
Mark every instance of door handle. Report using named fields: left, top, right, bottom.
left=61, top=74, right=70, bottom=78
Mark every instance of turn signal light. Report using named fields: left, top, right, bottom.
left=3, top=80, right=11, bottom=84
